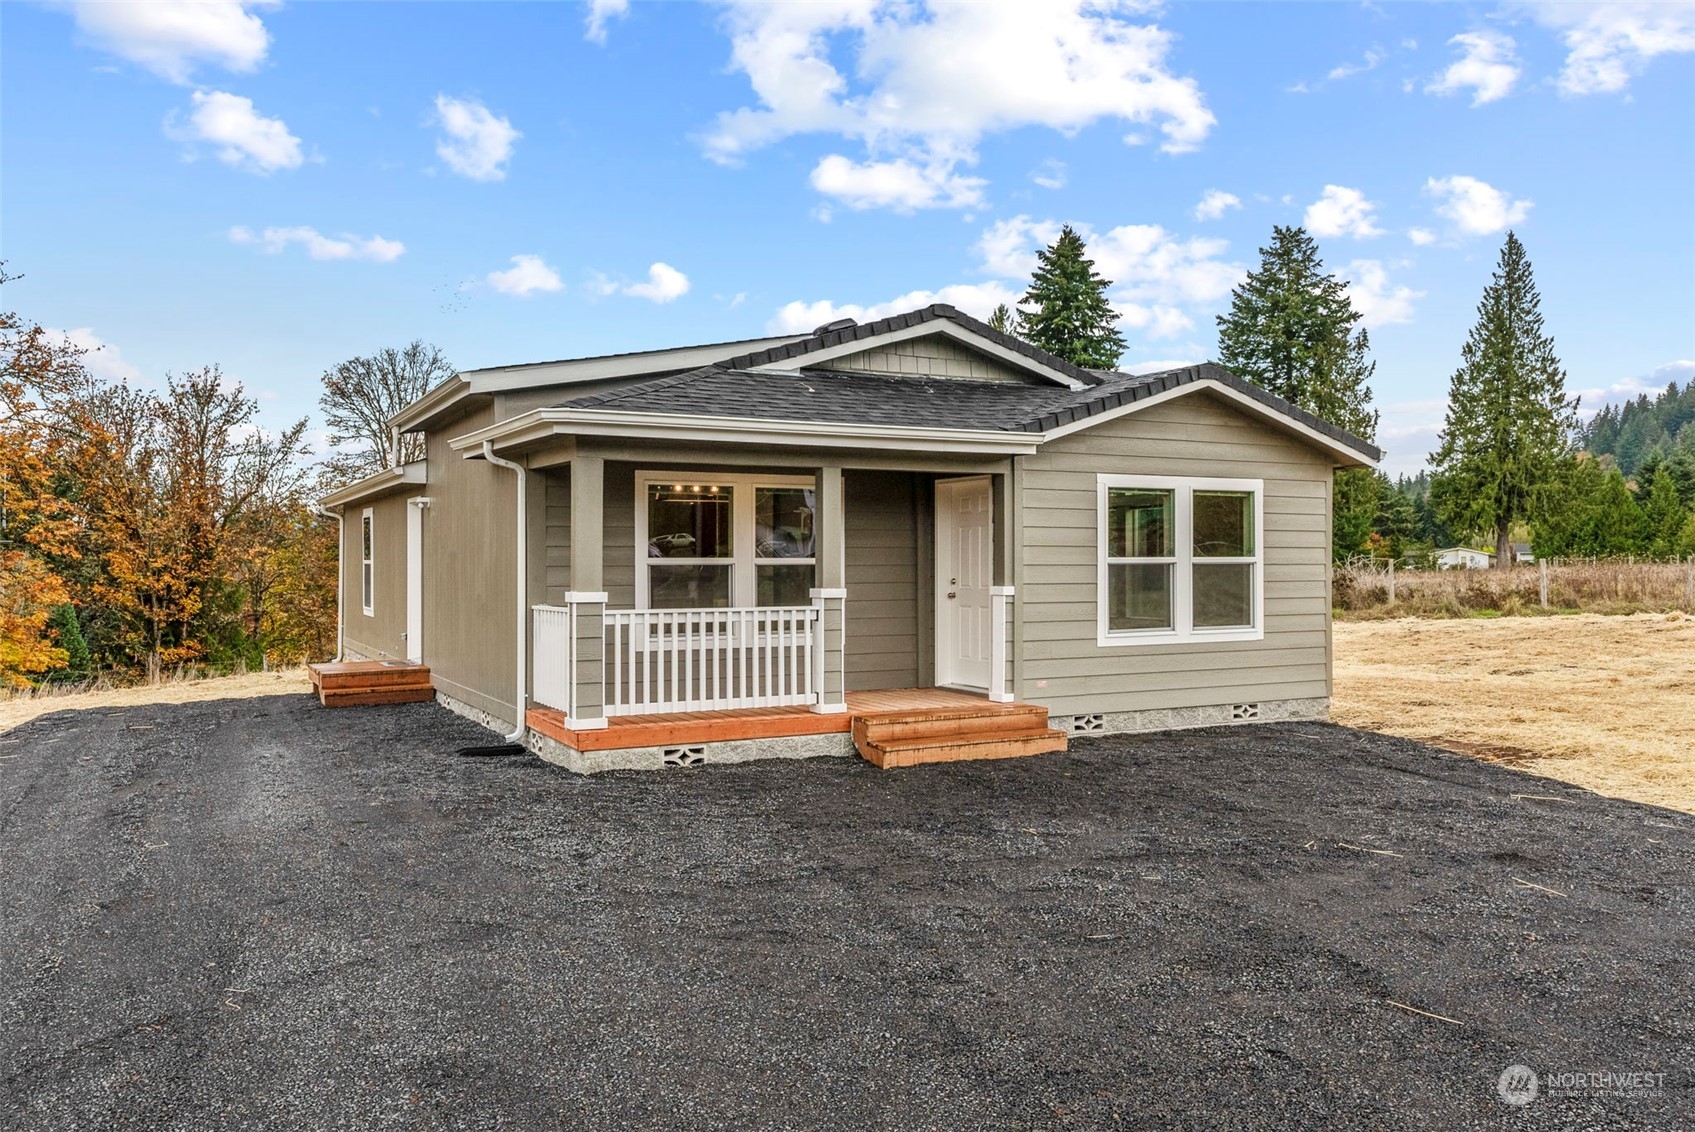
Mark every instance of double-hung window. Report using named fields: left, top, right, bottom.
left=360, top=509, right=375, bottom=616
left=636, top=471, right=817, bottom=609
left=1097, top=475, right=1263, bottom=645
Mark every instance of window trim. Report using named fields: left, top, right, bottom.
left=1096, top=474, right=1264, bottom=647
left=360, top=508, right=375, bottom=618
left=634, top=470, right=817, bottom=609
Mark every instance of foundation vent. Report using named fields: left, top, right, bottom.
left=663, top=746, right=706, bottom=767
left=1061, top=713, right=1106, bottom=735
left=1230, top=703, right=1261, bottom=721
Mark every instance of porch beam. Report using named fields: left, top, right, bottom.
left=574, top=441, right=1014, bottom=477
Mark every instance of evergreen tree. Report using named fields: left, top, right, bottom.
left=1430, top=232, right=1579, bottom=568
left=1016, top=226, right=1126, bottom=369
left=45, top=603, right=90, bottom=683
left=1371, top=473, right=1420, bottom=559
left=986, top=303, right=1016, bottom=336
left=1214, top=225, right=1380, bottom=560
left=1590, top=468, right=1648, bottom=554
left=1642, top=466, right=1688, bottom=557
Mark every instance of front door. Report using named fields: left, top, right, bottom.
left=935, top=477, right=993, bottom=690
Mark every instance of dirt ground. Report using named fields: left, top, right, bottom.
left=1, top=694, right=1689, bottom=1130
left=0, top=669, right=311, bottom=733
left=1333, top=613, right=1695, bottom=815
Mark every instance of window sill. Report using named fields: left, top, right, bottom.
left=1096, top=626, right=1263, bottom=647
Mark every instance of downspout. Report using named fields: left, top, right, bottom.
left=312, top=505, right=344, bottom=662
left=482, top=441, right=528, bottom=742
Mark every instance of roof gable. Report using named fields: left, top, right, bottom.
left=819, top=333, right=1045, bottom=385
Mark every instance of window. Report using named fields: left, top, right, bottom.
left=637, top=472, right=815, bottom=608
left=360, top=509, right=375, bottom=616
left=1097, top=475, right=1262, bottom=645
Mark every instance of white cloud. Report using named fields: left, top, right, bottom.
left=1574, top=359, right=1695, bottom=417
left=623, top=262, right=691, bottom=303
left=1425, top=175, right=1532, bottom=236
left=1328, top=46, right=1387, bottom=82
left=1303, top=185, right=1384, bottom=239
left=431, top=95, right=520, bottom=182
left=1426, top=30, right=1521, bottom=106
left=485, top=255, right=564, bottom=296
left=1407, top=227, right=1437, bottom=246
left=1030, top=159, right=1068, bottom=191
left=974, top=215, right=1064, bottom=279
left=584, top=0, right=629, bottom=44
left=169, top=90, right=302, bottom=173
left=47, top=327, right=142, bottom=383
left=767, top=282, right=1021, bottom=335
left=1193, top=189, right=1241, bottom=222
left=705, top=1, right=1213, bottom=211
left=1121, top=354, right=1203, bottom=375
left=810, top=154, right=986, bottom=211
left=228, top=226, right=405, bottom=262
left=63, top=0, right=272, bottom=84
left=1336, top=260, right=1423, bottom=328
left=1524, top=1, right=1695, bottom=95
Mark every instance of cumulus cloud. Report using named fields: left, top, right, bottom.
left=1335, top=260, right=1423, bottom=328
left=974, top=215, right=1064, bottom=279
left=1426, top=30, right=1522, bottom=105
left=1407, top=227, right=1437, bottom=246
left=1303, top=185, right=1384, bottom=239
left=485, top=255, right=564, bottom=296
left=1030, top=159, right=1068, bottom=191
left=622, top=262, right=691, bottom=303
left=47, top=327, right=142, bottom=383
left=431, top=95, right=520, bottom=181
left=1425, top=175, right=1532, bottom=235
left=584, top=0, right=629, bottom=44
left=1193, top=189, right=1241, bottom=222
left=62, top=0, right=273, bottom=84
left=705, top=1, right=1214, bottom=211
left=810, top=154, right=986, bottom=211
left=228, top=226, right=405, bottom=262
left=168, top=90, right=302, bottom=173
left=767, top=282, right=1022, bottom=335
left=1524, top=1, right=1695, bottom=95
left=1574, top=359, right=1695, bottom=417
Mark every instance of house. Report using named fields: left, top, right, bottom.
left=1510, top=542, right=1534, bottom=564
left=317, top=304, right=1379, bottom=771
left=1434, top=546, right=1495, bottom=569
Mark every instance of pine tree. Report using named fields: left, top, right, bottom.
left=1642, top=466, right=1688, bottom=557
left=1430, top=232, right=1579, bottom=568
left=1214, top=225, right=1380, bottom=560
left=986, top=304, right=1016, bottom=336
left=1016, top=226, right=1125, bottom=369
left=1590, top=468, right=1647, bottom=555
left=45, top=603, right=90, bottom=682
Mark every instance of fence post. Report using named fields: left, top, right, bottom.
left=1539, top=559, right=1549, bottom=609
left=1387, top=559, right=1395, bottom=604
left=1686, top=556, right=1693, bottom=611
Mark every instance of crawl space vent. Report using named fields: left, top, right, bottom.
left=663, top=746, right=706, bottom=767
left=1230, top=703, right=1261, bottom=721
left=1064, top=713, right=1106, bottom=735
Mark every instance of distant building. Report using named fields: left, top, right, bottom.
left=1435, top=546, right=1495, bottom=569
left=1510, top=542, right=1535, bottom=564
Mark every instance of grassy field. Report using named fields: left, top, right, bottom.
left=1333, top=612, right=1695, bottom=814
left=0, top=669, right=311, bottom=733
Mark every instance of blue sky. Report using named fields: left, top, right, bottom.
left=4, top=1, right=1693, bottom=476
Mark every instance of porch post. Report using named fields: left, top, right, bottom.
left=811, top=465, right=847, bottom=714
left=568, top=456, right=608, bottom=729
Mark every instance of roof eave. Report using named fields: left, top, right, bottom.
left=317, top=461, right=428, bottom=510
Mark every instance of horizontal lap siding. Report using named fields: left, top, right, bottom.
left=844, top=470, right=921, bottom=691
left=543, top=470, right=571, bottom=603
left=1017, top=393, right=1335, bottom=715
left=342, top=493, right=409, bottom=661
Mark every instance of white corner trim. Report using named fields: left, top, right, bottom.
left=989, top=585, right=1015, bottom=597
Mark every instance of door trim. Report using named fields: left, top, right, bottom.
left=934, top=475, right=992, bottom=692
left=406, top=497, right=429, bottom=663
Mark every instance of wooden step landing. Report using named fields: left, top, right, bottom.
left=853, top=702, right=1068, bottom=769
left=307, top=660, right=434, bottom=708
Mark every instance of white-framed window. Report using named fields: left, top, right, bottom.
left=1097, top=475, right=1263, bottom=646
left=360, top=508, right=375, bottom=617
left=635, top=471, right=817, bottom=609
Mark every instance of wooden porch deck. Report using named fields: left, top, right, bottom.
left=307, top=660, right=434, bottom=707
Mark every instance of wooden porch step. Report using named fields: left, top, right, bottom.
left=857, top=727, right=1069, bottom=769
left=307, top=660, right=433, bottom=708
left=853, top=702, right=1049, bottom=745
left=318, top=684, right=436, bottom=708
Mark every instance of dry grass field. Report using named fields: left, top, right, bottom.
left=0, top=669, right=311, bottom=734
left=1333, top=613, right=1695, bottom=814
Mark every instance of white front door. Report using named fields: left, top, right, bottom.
left=405, top=499, right=424, bottom=663
left=936, top=477, right=993, bottom=690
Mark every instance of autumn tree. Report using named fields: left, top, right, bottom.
left=318, top=341, right=454, bottom=480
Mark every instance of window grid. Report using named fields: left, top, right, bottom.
left=637, top=472, right=817, bottom=609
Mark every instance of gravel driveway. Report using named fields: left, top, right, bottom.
left=1, top=694, right=1689, bottom=1131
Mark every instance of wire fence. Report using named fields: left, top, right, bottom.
left=1334, top=556, right=1695, bottom=616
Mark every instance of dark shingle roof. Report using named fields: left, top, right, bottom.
left=556, top=305, right=1382, bottom=463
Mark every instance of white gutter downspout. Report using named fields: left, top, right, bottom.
left=312, top=505, right=345, bottom=662
left=482, top=441, right=528, bottom=743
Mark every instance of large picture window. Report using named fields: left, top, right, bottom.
left=1097, top=475, right=1263, bottom=645
left=360, top=509, right=375, bottom=616
left=637, top=472, right=816, bottom=609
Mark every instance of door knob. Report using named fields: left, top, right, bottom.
left=947, top=592, right=957, bottom=599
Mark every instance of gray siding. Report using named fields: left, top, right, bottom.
left=1015, top=392, right=1334, bottom=715
left=843, top=470, right=926, bottom=691
left=820, top=335, right=1041, bottom=384
left=542, top=468, right=571, bottom=603
left=341, top=492, right=409, bottom=661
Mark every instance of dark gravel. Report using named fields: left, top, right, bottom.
left=1, top=694, right=1690, bottom=1131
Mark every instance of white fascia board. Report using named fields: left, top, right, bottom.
left=449, top=408, right=1041, bottom=458
left=318, top=461, right=428, bottom=509
left=749, top=319, right=1088, bottom=391
left=390, top=376, right=472, bottom=434
left=1039, top=378, right=1379, bottom=468
left=461, top=336, right=809, bottom=394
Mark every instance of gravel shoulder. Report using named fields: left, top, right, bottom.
left=1, top=694, right=1689, bottom=1131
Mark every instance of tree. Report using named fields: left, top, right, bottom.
left=1430, top=232, right=1578, bottom=568
left=318, top=341, right=454, bottom=481
left=1214, top=225, right=1380, bottom=560
left=1371, top=473, right=1420, bottom=560
left=45, top=604, right=90, bottom=683
left=1015, top=226, right=1125, bottom=369
left=1642, top=464, right=1689, bottom=557
left=986, top=303, right=1016, bottom=336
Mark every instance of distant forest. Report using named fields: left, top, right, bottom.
left=1581, top=377, right=1695, bottom=475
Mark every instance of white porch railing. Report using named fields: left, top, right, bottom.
left=532, top=604, right=578, bottom=718
left=604, top=606, right=818, bottom=715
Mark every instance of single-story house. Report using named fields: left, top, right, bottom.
left=1434, top=546, right=1495, bottom=570
left=318, top=304, right=1379, bottom=771
left=1510, top=542, right=1535, bottom=564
